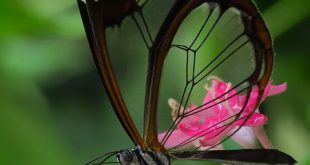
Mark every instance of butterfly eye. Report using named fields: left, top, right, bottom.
left=122, top=150, right=134, bottom=161
left=118, top=150, right=135, bottom=164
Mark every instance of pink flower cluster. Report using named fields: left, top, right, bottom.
left=159, top=77, right=287, bottom=150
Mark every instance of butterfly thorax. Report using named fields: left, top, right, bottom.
left=117, top=146, right=170, bottom=165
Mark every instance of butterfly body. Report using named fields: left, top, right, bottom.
left=117, top=146, right=170, bottom=165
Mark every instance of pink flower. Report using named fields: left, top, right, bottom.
left=159, top=77, right=287, bottom=150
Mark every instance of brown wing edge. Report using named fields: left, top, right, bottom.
left=77, top=0, right=145, bottom=148
left=170, top=149, right=297, bottom=165
left=143, top=0, right=273, bottom=152
left=220, top=0, right=274, bottom=103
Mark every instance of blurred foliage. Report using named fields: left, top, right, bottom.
left=0, top=0, right=309, bottom=165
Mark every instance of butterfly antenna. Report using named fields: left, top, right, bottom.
left=97, top=152, right=119, bottom=165
left=85, top=151, right=119, bottom=165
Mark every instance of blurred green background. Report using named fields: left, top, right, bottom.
left=0, top=0, right=309, bottom=165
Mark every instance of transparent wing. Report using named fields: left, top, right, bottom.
left=77, top=0, right=151, bottom=147
left=79, top=0, right=273, bottom=154
left=153, top=0, right=273, bottom=152
left=78, top=0, right=176, bottom=149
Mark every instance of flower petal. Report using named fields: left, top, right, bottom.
left=267, top=82, right=287, bottom=96
left=199, top=125, right=233, bottom=146
left=231, top=127, right=257, bottom=149
left=234, top=112, right=268, bottom=126
left=253, top=126, right=273, bottom=149
left=160, top=77, right=286, bottom=150
left=158, top=129, right=192, bottom=149
left=178, top=116, right=203, bottom=136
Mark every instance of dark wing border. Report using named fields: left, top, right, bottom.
left=170, top=149, right=297, bottom=164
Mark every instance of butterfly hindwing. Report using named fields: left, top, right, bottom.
left=144, top=0, right=272, bottom=152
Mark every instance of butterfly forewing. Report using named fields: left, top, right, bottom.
left=80, top=0, right=178, bottom=147
left=77, top=0, right=148, bottom=147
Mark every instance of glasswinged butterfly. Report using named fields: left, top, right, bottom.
left=77, top=0, right=296, bottom=164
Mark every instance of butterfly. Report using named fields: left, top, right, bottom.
left=77, top=0, right=296, bottom=164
